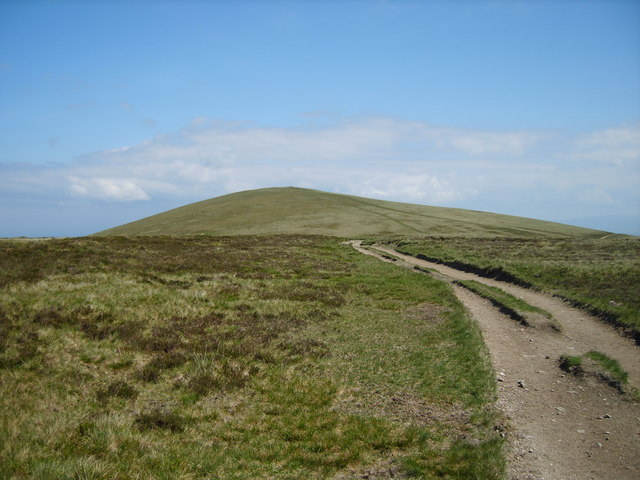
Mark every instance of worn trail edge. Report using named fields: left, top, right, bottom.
left=348, top=241, right=640, bottom=480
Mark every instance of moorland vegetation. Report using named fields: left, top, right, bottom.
left=0, top=235, right=504, bottom=479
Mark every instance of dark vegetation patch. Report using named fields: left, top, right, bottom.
left=134, top=409, right=187, bottom=433
left=136, top=353, right=187, bottom=383
left=32, top=305, right=117, bottom=340
left=96, top=380, right=138, bottom=403
left=0, top=324, right=40, bottom=368
left=186, top=359, right=253, bottom=395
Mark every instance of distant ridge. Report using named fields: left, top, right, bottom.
left=95, top=187, right=608, bottom=238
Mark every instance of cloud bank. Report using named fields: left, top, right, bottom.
left=2, top=116, right=639, bottom=235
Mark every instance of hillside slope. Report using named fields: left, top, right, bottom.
left=95, top=187, right=608, bottom=238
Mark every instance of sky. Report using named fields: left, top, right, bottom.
left=1, top=0, right=639, bottom=237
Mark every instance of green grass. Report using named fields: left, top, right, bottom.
left=558, top=355, right=584, bottom=375
left=455, top=279, right=557, bottom=329
left=0, top=235, right=505, bottom=479
left=394, top=237, right=640, bottom=339
left=559, top=351, right=635, bottom=398
left=584, top=351, right=628, bottom=385
left=95, top=186, right=607, bottom=238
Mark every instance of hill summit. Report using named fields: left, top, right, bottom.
left=95, top=187, right=607, bottom=238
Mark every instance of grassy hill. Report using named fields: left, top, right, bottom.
left=96, top=187, right=608, bottom=238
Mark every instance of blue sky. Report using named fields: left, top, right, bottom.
left=1, top=0, right=639, bottom=236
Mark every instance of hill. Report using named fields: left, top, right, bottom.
left=96, top=187, right=608, bottom=238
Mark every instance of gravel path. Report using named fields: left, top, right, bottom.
left=349, top=241, right=640, bottom=480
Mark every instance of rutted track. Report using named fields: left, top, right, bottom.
left=349, top=241, right=640, bottom=480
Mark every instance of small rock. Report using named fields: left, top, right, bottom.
left=497, top=377, right=504, bottom=382
left=556, top=407, right=565, bottom=412
left=596, top=442, right=603, bottom=448
left=517, top=380, right=527, bottom=388
left=545, top=355, right=550, bottom=359
left=577, top=429, right=586, bottom=434
left=603, top=414, right=611, bottom=419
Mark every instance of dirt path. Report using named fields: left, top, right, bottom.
left=349, top=241, right=640, bottom=480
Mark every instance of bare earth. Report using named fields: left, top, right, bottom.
left=349, top=241, right=640, bottom=480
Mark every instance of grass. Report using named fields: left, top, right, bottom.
left=584, top=351, right=628, bottom=385
left=558, top=355, right=585, bottom=375
left=0, top=235, right=505, bottom=479
left=95, top=186, right=607, bottom=238
left=559, top=350, right=636, bottom=398
left=393, top=236, right=640, bottom=339
left=455, top=279, right=558, bottom=330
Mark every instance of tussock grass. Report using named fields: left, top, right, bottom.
left=584, top=351, right=629, bottom=385
left=395, top=237, right=640, bottom=339
left=559, top=355, right=584, bottom=375
left=559, top=351, right=637, bottom=397
left=0, top=235, right=504, bottom=479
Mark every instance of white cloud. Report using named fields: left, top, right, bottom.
left=579, top=125, right=640, bottom=148
left=568, top=125, right=640, bottom=165
left=418, top=126, right=547, bottom=156
left=2, top=116, right=638, bottom=232
left=79, top=116, right=549, bottom=173
left=349, top=173, right=461, bottom=203
left=68, top=177, right=150, bottom=201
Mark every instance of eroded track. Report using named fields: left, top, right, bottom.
left=350, top=241, right=640, bottom=480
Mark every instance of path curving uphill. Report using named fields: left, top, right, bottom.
left=349, top=241, right=640, bottom=480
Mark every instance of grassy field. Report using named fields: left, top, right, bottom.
left=0, top=235, right=504, bottom=479
left=392, top=237, right=640, bottom=340
left=96, top=187, right=607, bottom=238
